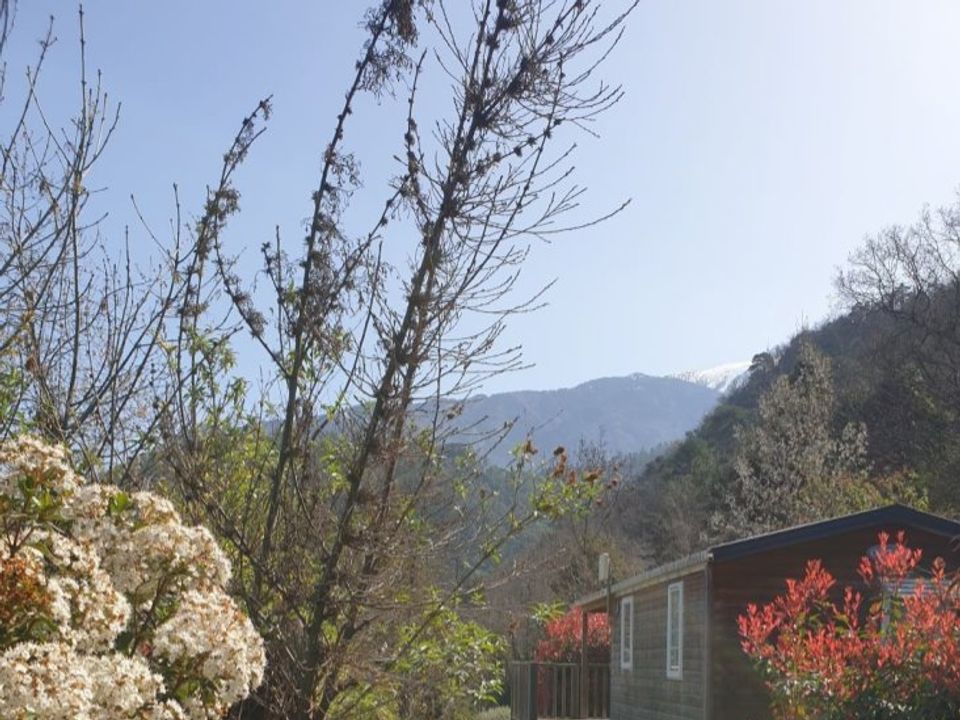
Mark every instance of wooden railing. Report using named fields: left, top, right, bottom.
left=509, top=662, right=610, bottom=719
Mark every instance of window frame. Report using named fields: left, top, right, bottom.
left=666, top=581, right=684, bottom=680
left=620, top=595, right=634, bottom=671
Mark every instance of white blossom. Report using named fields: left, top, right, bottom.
left=65, top=485, right=231, bottom=599
left=0, top=643, right=177, bottom=719
left=0, top=642, right=94, bottom=719
left=0, top=437, right=265, bottom=719
left=0, top=435, right=80, bottom=497
left=26, top=532, right=132, bottom=652
left=153, top=589, right=266, bottom=719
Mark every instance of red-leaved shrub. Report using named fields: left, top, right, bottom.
left=535, top=608, right=610, bottom=663
left=739, top=531, right=960, bottom=719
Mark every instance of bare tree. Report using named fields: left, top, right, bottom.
left=0, top=2, right=636, bottom=717
left=0, top=0, right=13, bottom=54
left=0, top=9, right=196, bottom=482
left=837, top=199, right=960, bottom=419
left=157, top=1, right=636, bottom=718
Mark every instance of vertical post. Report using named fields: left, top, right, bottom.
left=527, top=662, right=538, bottom=720
left=704, top=563, right=713, bottom=720
left=579, top=609, right=589, bottom=718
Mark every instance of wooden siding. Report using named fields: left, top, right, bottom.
left=709, top=524, right=958, bottom=720
left=610, top=570, right=705, bottom=720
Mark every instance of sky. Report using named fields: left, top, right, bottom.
left=5, top=1, right=960, bottom=394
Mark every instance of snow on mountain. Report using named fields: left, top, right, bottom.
left=671, top=360, right=751, bottom=395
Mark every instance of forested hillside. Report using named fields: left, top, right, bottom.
left=615, top=201, right=960, bottom=565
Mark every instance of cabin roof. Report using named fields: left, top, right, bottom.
left=574, top=504, right=960, bottom=611
left=576, top=551, right=710, bottom=611
left=707, top=503, right=960, bottom=561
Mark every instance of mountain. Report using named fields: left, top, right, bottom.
left=449, top=373, right=722, bottom=465
left=671, top=361, right=751, bottom=394
left=616, top=293, right=960, bottom=565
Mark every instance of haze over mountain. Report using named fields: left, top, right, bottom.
left=452, top=366, right=741, bottom=465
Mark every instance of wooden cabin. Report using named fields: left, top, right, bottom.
left=512, top=504, right=960, bottom=720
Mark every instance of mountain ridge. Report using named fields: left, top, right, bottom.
left=450, top=368, right=728, bottom=465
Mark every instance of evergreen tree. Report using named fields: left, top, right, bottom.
left=717, top=343, right=871, bottom=537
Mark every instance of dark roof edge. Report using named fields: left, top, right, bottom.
left=572, top=505, right=960, bottom=611
left=710, top=503, right=960, bottom=563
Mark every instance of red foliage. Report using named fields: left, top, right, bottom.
left=535, top=608, right=610, bottom=663
left=739, top=531, right=960, bottom=719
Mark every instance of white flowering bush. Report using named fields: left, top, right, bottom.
left=0, top=436, right=265, bottom=719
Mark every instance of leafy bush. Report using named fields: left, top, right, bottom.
left=324, top=602, right=506, bottom=720
left=739, top=532, right=960, bottom=719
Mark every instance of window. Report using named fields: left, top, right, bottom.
left=620, top=596, right=634, bottom=670
left=881, top=576, right=924, bottom=634
left=868, top=544, right=925, bottom=634
left=666, top=582, right=683, bottom=679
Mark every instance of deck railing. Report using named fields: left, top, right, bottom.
left=509, top=661, right=610, bottom=720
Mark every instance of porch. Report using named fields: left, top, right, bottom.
left=509, top=661, right=610, bottom=720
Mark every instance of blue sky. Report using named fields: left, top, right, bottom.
left=6, top=1, right=960, bottom=393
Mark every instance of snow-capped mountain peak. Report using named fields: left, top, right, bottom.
left=671, top=360, right=751, bottom=394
